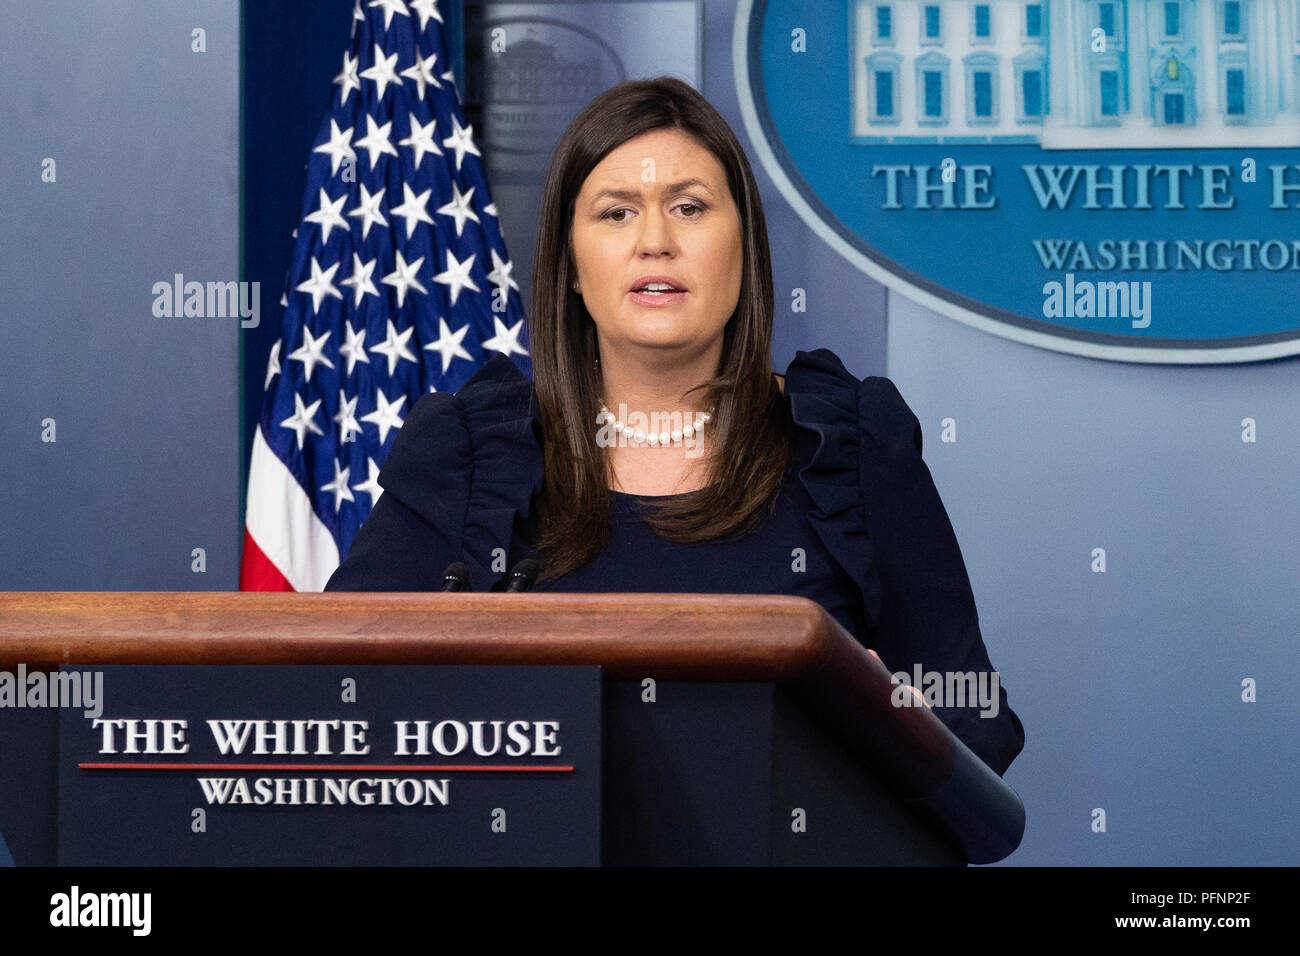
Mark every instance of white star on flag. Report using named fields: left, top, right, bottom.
left=334, top=390, right=364, bottom=442
left=348, top=183, right=388, bottom=238
left=400, top=114, right=442, bottom=167
left=338, top=321, right=371, bottom=376
left=409, top=0, right=443, bottom=31
left=424, top=316, right=473, bottom=373
left=390, top=183, right=436, bottom=238
left=340, top=252, right=380, bottom=307
left=355, top=114, right=399, bottom=169
left=437, top=180, right=480, bottom=236
left=320, top=459, right=356, bottom=512
left=361, top=390, right=406, bottom=444
left=382, top=250, right=427, bottom=307
left=264, top=339, right=281, bottom=390
left=313, top=119, right=356, bottom=174
left=486, top=248, right=519, bottom=296
left=333, top=51, right=361, bottom=103
left=360, top=43, right=401, bottom=100
left=433, top=248, right=479, bottom=306
left=368, top=0, right=410, bottom=31
left=288, top=325, right=336, bottom=382
left=280, top=392, right=325, bottom=450
left=352, top=457, right=384, bottom=504
left=481, top=315, right=528, bottom=358
left=296, top=258, right=344, bottom=314
left=401, top=50, right=442, bottom=99
left=305, top=188, right=349, bottom=243
left=369, top=318, right=419, bottom=375
left=440, top=115, right=481, bottom=172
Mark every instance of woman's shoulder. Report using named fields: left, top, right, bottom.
left=782, top=347, right=923, bottom=458
left=401, top=353, right=536, bottom=435
left=382, top=353, right=531, bottom=463
left=779, top=346, right=934, bottom=623
left=388, top=354, right=537, bottom=464
left=375, top=355, right=542, bottom=552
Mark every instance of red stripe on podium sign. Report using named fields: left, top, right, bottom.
left=78, top=762, right=574, bottom=772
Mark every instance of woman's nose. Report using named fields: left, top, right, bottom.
left=635, top=209, right=674, bottom=253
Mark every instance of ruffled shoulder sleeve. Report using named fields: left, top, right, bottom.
left=324, top=355, right=543, bottom=593
left=784, top=348, right=886, bottom=636
left=784, top=348, right=1024, bottom=775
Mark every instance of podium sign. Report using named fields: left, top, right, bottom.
left=0, top=592, right=1025, bottom=866
left=56, top=665, right=600, bottom=866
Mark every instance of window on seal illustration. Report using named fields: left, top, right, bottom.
left=1099, top=69, right=1119, bottom=117
left=1223, top=0, right=1241, bottom=36
left=1225, top=67, right=1246, bottom=117
left=965, top=53, right=999, bottom=125
left=925, top=70, right=943, bottom=117
left=873, top=4, right=893, bottom=44
left=1098, top=2, right=1116, bottom=38
left=1023, top=3, right=1043, bottom=41
left=915, top=52, right=950, bottom=124
left=1163, top=92, right=1186, bottom=124
left=866, top=52, right=901, bottom=124
left=1024, top=71, right=1043, bottom=118
left=974, top=72, right=992, bottom=117
left=1163, top=1, right=1181, bottom=38
left=973, top=3, right=992, bottom=41
left=921, top=4, right=943, bottom=44
left=1014, top=52, right=1047, bottom=123
left=877, top=70, right=894, bottom=116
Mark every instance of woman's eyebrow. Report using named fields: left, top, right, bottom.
left=587, top=178, right=715, bottom=206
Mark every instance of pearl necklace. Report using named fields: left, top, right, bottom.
left=596, top=402, right=714, bottom=447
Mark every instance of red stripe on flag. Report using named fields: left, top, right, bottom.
left=239, top=527, right=295, bottom=592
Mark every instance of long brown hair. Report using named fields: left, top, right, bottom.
left=529, top=76, right=792, bottom=583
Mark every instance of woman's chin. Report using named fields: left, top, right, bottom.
left=601, top=318, right=724, bottom=356
left=622, top=333, right=699, bottom=353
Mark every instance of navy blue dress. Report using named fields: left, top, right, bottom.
left=325, top=349, right=1025, bottom=776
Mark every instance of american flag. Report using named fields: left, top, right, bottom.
left=241, top=0, right=530, bottom=591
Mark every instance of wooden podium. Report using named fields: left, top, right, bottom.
left=0, top=592, right=1024, bottom=866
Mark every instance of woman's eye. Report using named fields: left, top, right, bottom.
left=602, top=202, right=706, bottom=223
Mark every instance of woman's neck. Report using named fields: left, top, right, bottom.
left=593, top=342, right=724, bottom=496
left=596, top=343, right=720, bottom=420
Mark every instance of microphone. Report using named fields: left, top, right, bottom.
left=498, top=558, right=541, bottom=593
left=439, top=561, right=470, bottom=592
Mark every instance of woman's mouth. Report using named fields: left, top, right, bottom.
left=629, top=283, right=687, bottom=305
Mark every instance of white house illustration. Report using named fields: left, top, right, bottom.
left=852, top=0, right=1300, bottom=146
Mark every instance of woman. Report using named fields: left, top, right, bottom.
left=326, top=77, right=1024, bottom=777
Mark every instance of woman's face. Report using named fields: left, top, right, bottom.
left=569, top=128, right=743, bottom=363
